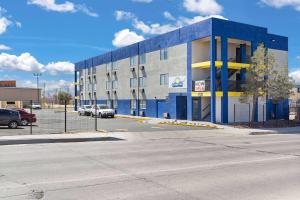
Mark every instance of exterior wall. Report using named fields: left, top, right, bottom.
left=227, top=97, right=266, bottom=123
left=268, top=49, right=288, bottom=72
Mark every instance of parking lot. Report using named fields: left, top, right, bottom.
left=0, top=109, right=211, bottom=136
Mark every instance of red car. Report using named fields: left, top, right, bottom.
left=14, top=109, right=37, bottom=126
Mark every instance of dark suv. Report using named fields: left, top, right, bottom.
left=0, top=109, right=21, bottom=129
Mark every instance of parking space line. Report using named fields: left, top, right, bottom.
left=151, top=126, right=165, bottom=129
left=114, top=129, right=128, bottom=132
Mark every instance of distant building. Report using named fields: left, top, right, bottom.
left=290, top=85, right=300, bottom=104
left=75, top=18, right=289, bottom=123
left=0, top=80, right=41, bottom=108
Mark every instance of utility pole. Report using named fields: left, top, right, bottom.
left=33, top=73, right=42, bottom=104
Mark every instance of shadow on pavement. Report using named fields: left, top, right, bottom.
left=0, top=137, right=124, bottom=146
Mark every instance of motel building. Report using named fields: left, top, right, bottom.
left=74, top=18, right=289, bottom=124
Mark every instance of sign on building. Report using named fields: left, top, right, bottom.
left=169, top=76, right=187, bottom=89
left=195, top=80, right=206, bottom=92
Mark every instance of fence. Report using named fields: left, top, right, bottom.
left=0, top=100, right=104, bottom=136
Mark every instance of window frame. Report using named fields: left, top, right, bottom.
left=112, top=80, right=118, bottom=89
left=130, top=56, right=137, bottom=67
left=130, top=78, right=137, bottom=88
left=140, top=53, right=146, bottom=64
left=139, top=99, right=147, bottom=110
left=105, top=81, right=111, bottom=90
left=139, top=77, right=146, bottom=87
left=160, top=48, right=168, bottom=60
left=130, top=99, right=137, bottom=109
left=160, top=73, right=169, bottom=85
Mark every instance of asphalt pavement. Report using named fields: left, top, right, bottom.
left=0, top=130, right=299, bottom=200
left=0, top=109, right=210, bottom=136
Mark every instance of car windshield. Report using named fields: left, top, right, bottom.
left=85, top=106, right=91, bottom=109
left=99, top=105, right=109, bottom=109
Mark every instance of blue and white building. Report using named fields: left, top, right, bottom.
left=74, top=18, right=289, bottom=123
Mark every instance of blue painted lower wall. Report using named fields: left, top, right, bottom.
left=79, top=96, right=289, bottom=122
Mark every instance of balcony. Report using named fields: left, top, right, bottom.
left=192, top=61, right=250, bottom=70
left=192, top=80, right=244, bottom=97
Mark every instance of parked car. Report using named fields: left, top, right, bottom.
left=13, top=109, right=37, bottom=126
left=78, top=105, right=92, bottom=116
left=0, top=109, right=21, bottom=129
left=32, top=104, right=42, bottom=110
left=91, top=104, right=115, bottom=118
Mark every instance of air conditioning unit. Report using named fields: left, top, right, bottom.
left=140, top=65, right=145, bottom=70
left=113, top=90, right=117, bottom=94
left=130, top=88, right=136, bottom=93
left=106, top=72, right=110, bottom=76
left=163, top=112, right=170, bottom=119
left=113, top=71, right=117, bottom=75
left=139, top=110, right=145, bottom=117
left=130, top=110, right=136, bottom=116
left=140, top=88, right=145, bottom=93
left=106, top=90, right=110, bottom=94
left=130, top=67, right=135, bottom=72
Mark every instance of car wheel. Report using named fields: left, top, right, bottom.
left=8, top=121, right=18, bottom=129
left=21, top=119, right=28, bottom=126
left=99, top=113, right=102, bottom=118
left=78, top=112, right=82, bottom=116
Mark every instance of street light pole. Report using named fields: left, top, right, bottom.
left=33, top=73, right=42, bottom=104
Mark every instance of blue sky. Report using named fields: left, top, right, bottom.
left=0, top=0, right=299, bottom=93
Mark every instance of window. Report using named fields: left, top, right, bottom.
left=130, top=56, right=136, bottom=67
left=131, top=99, right=136, bottom=109
left=92, top=67, right=96, bottom=74
left=113, top=99, right=118, bottom=109
left=106, top=63, right=111, bottom=72
left=79, top=70, right=83, bottom=77
left=88, top=68, right=91, bottom=75
left=106, top=81, right=111, bottom=90
left=139, top=100, right=146, bottom=109
left=160, top=74, right=169, bottom=85
left=107, top=100, right=111, bottom=108
left=93, top=83, right=97, bottom=91
left=130, top=78, right=137, bottom=88
left=112, top=61, right=118, bottom=70
left=140, top=53, right=146, bottom=64
left=139, top=77, right=146, bottom=87
left=112, top=80, right=118, bottom=89
left=93, top=76, right=97, bottom=84
left=160, top=48, right=168, bottom=60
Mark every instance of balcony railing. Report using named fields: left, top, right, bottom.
left=193, top=80, right=244, bottom=92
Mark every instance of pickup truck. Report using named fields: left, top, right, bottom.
left=91, top=104, right=115, bottom=118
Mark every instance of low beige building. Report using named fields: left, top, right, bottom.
left=0, top=87, right=41, bottom=109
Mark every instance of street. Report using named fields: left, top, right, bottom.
left=0, top=130, right=300, bottom=200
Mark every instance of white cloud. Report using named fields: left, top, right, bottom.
left=22, top=79, right=74, bottom=95
left=132, top=0, right=153, bottom=3
left=45, top=61, right=74, bottom=75
left=27, top=0, right=98, bottom=17
left=114, top=10, right=135, bottom=21
left=296, top=55, right=300, bottom=60
left=290, top=70, right=300, bottom=84
left=0, top=52, right=74, bottom=75
left=132, top=14, right=227, bottom=35
left=261, top=0, right=300, bottom=11
left=112, top=29, right=145, bottom=47
left=0, top=6, right=21, bottom=34
left=164, top=11, right=176, bottom=21
left=183, top=0, right=223, bottom=15
left=0, top=44, right=11, bottom=50
left=0, top=17, right=12, bottom=34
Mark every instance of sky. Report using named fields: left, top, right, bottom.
left=0, top=0, right=300, bottom=95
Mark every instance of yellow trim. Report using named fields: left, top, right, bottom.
left=192, top=61, right=250, bottom=70
left=74, top=81, right=80, bottom=85
left=74, top=96, right=80, bottom=100
left=192, top=91, right=243, bottom=97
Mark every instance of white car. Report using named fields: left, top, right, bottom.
left=32, top=104, right=42, bottom=110
left=78, top=105, right=92, bottom=116
left=91, top=104, right=115, bottom=118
